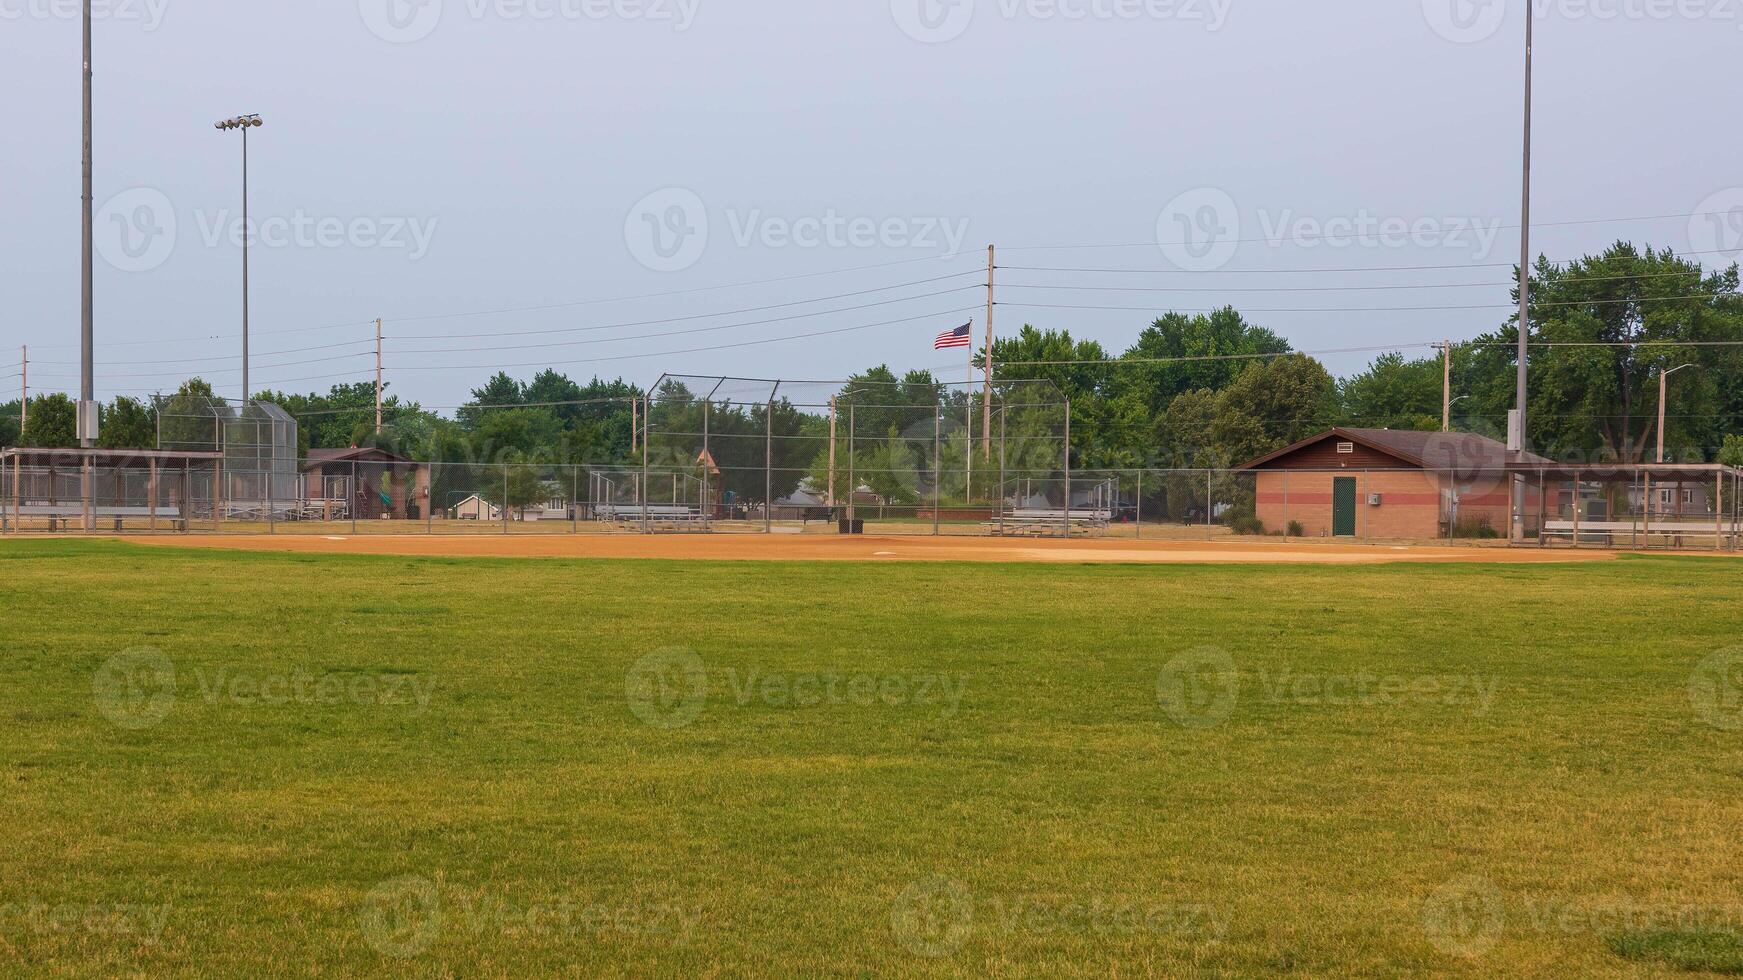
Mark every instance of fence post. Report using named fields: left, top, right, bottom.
left=765, top=396, right=774, bottom=534
left=351, top=461, right=358, bottom=535
left=572, top=466, right=579, bottom=535
left=503, top=465, right=510, bottom=535
left=1135, top=470, right=1143, bottom=540
left=932, top=399, right=941, bottom=536
left=1063, top=400, right=1072, bottom=538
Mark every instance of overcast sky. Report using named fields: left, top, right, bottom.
left=3, top=0, right=1740, bottom=409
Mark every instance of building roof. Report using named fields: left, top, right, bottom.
left=1237, top=427, right=1555, bottom=471
left=305, top=446, right=416, bottom=466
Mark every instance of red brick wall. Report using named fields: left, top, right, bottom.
left=1256, top=470, right=1540, bottom=539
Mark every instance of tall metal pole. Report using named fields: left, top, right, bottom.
left=18, top=346, right=26, bottom=438
left=374, top=318, right=383, bottom=434
left=982, top=244, right=994, bottom=461
left=826, top=396, right=837, bottom=509
left=1657, top=364, right=1697, bottom=464
left=1513, top=5, right=1534, bottom=540
left=241, top=122, right=250, bottom=404
left=1441, top=340, right=1452, bottom=432
left=80, top=0, right=94, bottom=448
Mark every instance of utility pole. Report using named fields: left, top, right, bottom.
left=374, top=318, right=383, bottom=435
left=1512, top=5, right=1534, bottom=541
left=18, top=346, right=26, bottom=437
left=827, top=395, right=837, bottom=509
left=79, top=0, right=94, bottom=448
left=982, top=244, right=994, bottom=461
left=1441, top=339, right=1452, bottom=432
left=1658, top=364, right=1698, bottom=464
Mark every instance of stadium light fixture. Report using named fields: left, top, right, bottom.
left=213, top=113, right=263, bottom=404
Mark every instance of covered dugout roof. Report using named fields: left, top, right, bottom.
left=1236, top=427, right=1555, bottom=471
left=0, top=447, right=223, bottom=468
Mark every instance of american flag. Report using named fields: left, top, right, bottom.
left=934, top=321, right=973, bottom=350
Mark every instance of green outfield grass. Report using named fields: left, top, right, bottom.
left=1, top=540, right=1740, bottom=977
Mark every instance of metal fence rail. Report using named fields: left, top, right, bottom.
left=5, top=455, right=1738, bottom=551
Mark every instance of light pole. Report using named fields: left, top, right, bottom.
left=80, top=0, right=94, bottom=447
left=1657, top=363, right=1698, bottom=464
left=214, top=113, right=263, bottom=405
left=1512, top=4, right=1534, bottom=541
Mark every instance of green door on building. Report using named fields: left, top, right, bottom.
left=1333, top=477, right=1358, bottom=537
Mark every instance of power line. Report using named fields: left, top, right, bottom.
left=391, top=286, right=981, bottom=355
left=385, top=255, right=979, bottom=325
left=998, top=210, right=1743, bottom=252
left=390, top=305, right=984, bottom=373
left=996, top=292, right=1738, bottom=316
left=392, top=275, right=982, bottom=343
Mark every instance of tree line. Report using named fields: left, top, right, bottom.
left=6, top=244, right=1742, bottom=491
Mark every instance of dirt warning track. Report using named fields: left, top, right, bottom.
left=122, top=533, right=1621, bottom=565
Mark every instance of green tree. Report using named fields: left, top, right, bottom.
left=97, top=396, right=158, bottom=449
left=1466, top=245, right=1743, bottom=462
left=1339, top=351, right=1444, bottom=431
left=20, top=393, right=77, bottom=447
left=0, top=399, right=20, bottom=448
left=1720, top=434, right=1743, bottom=468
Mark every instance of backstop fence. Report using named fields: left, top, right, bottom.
left=3, top=455, right=1738, bottom=551
left=1, top=371, right=1738, bottom=549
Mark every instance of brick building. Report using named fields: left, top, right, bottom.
left=1237, top=428, right=1551, bottom=539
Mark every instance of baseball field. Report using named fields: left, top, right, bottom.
left=2, top=537, right=1740, bottom=976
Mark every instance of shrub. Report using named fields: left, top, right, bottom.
left=1229, top=515, right=1266, bottom=536
left=1286, top=520, right=1304, bottom=538
left=1451, top=515, right=1499, bottom=539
